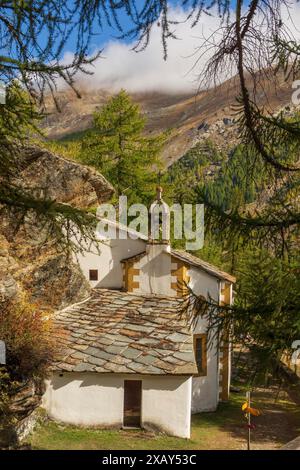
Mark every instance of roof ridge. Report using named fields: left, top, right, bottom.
left=91, top=287, right=183, bottom=302
left=98, top=218, right=148, bottom=241
left=120, top=247, right=236, bottom=283
left=171, top=249, right=236, bottom=283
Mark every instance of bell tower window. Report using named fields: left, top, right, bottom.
left=89, top=269, right=98, bottom=281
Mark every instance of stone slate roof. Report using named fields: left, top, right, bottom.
left=171, top=250, right=236, bottom=283
left=53, top=289, right=197, bottom=376
left=121, top=249, right=236, bottom=283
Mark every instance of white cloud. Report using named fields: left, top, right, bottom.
left=61, top=2, right=300, bottom=94
left=68, top=7, right=223, bottom=93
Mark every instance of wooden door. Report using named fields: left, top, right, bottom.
left=123, top=380, right=142, bottom=427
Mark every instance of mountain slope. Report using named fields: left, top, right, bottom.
left=42, top=72, right=295, bottom=165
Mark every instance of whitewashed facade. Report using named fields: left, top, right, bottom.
left=75, top=221, right=235, bottom=410
left=44, top=217, right=235, bottom=438
left=43, top=373, right=192, bottom=438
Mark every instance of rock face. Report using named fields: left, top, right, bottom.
left=16, top=145, right=114, bottom=206
left=0, top=145, right=114, bottom=310
left=20, top=253, right=91, bottom=310
left=0, top=380, right=43, bottom=448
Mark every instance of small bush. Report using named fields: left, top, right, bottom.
left=0, top=297, right=57, bottom=446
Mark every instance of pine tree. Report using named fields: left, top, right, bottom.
left=80, top=90, right=166, bottom=205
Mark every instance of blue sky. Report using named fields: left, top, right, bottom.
left=63, top=1, right=217, bottom=55
left=60, top=1, right=236, bottom=92
left=55, top=1, right=300, bottom=93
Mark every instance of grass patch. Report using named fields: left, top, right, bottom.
left=29, top=400, right=243, bottom=450
left=28, top=384, right=300, bottom=450
left=58, top=128, right=95, bottom=143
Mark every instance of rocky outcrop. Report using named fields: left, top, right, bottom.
left=0, top=145, right=114, bottom=310
left=20, top=253, right=91, bottom=310
left=0, top=145, right=114, bottom=445
left=0, top=381, right=43, bottom=448
left=15, top=144, right=114, bottom=206
left=281, top=436, right=300, bottom=450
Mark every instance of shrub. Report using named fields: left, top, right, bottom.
left=0, top=298, right=56, bottom=380
left=0, top=297, right=57, bottom=446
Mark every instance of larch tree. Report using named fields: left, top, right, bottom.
left=80, top=90, right=166, bottom=205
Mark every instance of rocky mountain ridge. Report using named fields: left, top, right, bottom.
left=42, top=72, right=296, bottom=165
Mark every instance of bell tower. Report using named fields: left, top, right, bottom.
left=149, top=186, right=170, bottom=245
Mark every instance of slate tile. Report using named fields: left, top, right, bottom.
left=173, top=351, right=195, bottom=362
left=138, top=338, right=159, bottom=345
left=145, top=365, right=163, bottom=374
left=88, top=356, right=106, bottom=366
left=105, top=345, right=126, bottom=354
left=127, top=362, right=148, bottom=373
left=59, top=363, right=75, bottom=372
left=94, top=366, right=108, bottom=373
left=71, top=344, right=89, bottom=351
left=125, top=324, right=153, bottom=333
left=96, top=337, right=114, bottom=346
left=136, top=355, right=157, bottom=365
left=166, top=332, right=190, bottom=343
left=52, top=288, right=197, bottom=375
left=110, top=356, right=131, bottom=365
left=119, top=328, right=142, bottom=338
left=123, top=348, right=143, bottom=359
left=73, top=362, right=95, bottom=372
left=70, top=351, right=89, bottom=360
left=84, top=347, right=113, bottom=361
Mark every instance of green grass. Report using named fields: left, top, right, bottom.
left=26, top=394, right=250, bottom=450
left=28, top=385, right=300, bottom=450
left=58, top=128, right=95, bottom=142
